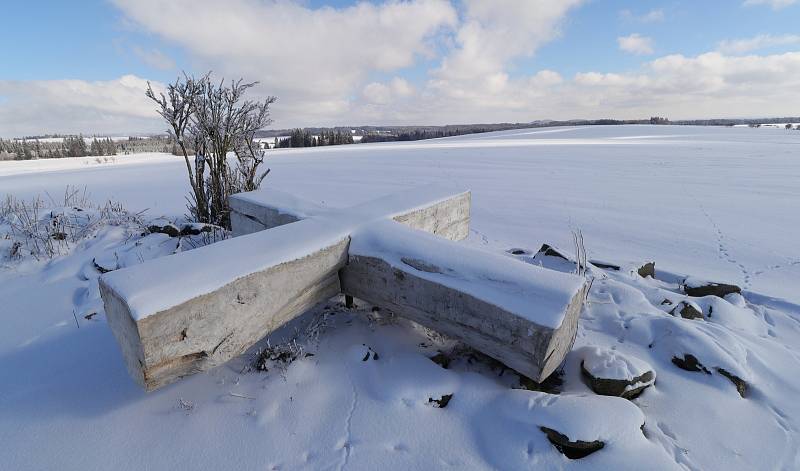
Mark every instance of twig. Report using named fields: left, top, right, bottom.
left=229, top=392, right=256, bottom=400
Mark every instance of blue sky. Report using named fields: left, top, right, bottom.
left=1, top=0, right=799, bottom=135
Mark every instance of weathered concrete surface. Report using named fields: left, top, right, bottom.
left=229, top=189, right=320, bottom=237
left=102, top=185, right=583, bottom=391
left=230, top=186, right=470, bottom=240
left=100, top=237, right=349, bottom=391
left=103, top=186, right=472, bottom=391
left=340, top=252, right=586, bottom=383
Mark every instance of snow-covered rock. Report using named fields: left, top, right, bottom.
left=683, top=277, right=741, bottom=298
left=579, top=347, right=656, bottom=399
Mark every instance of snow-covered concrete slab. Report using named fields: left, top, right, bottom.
left=230, top=184, right=471, bottom=240
left=100, top=220, right=351, bottom=391
left=343, top=221, right=587, bottom=382
left=101, top=184, right=586, bottom=390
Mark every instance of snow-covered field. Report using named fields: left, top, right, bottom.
left=1, top=125, right=799, bottom=470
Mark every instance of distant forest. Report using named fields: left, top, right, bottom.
left=258, top=116, right=800, bottom=147
left=0, top=136, right=175, bottom=161
left=2, top=116, right=798, bottom=160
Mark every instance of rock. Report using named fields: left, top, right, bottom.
left=540, top=426, right=605, bottom=459
left=683, top=277, right=741, bottom=298
left=147, top=221, right=181, bottom=237
left=669, top=301, right=704, bottom=320
left=429, top=352, right=450, bottom=369
left=716, top=368, right=748, bottom=398
left=360, top=344, right=379, bottom=361
left=538, top=243, right=569, bottom=260
left=518, top=370, right=563, bottom=395
left=179, top=223, right=215, bottom=236
left=428, top=394, right=453, bottom=408
left=580, top=347, right=656, bottom=399
left=637, top=262, right=655, bottom=278
left=93, top=256, right=116, bottom=274
left=590, top=260, right=620, bottom=271
left=671, top=354, right=711, bottom=374
left=507, top=248, right=530, bottom=256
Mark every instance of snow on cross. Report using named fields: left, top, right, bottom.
left=99, top=185, right=587, bottom=391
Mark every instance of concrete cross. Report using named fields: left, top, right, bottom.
left=100, top=185, right=587, bottom=391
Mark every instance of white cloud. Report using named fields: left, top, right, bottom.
left=370, top=51, right=800, bottom=125
left=743, top=0, right=797, bottom=9
left=718, top=34, right=800, bottom=54
left=362, top=78, right=415, bottom=105
left=131, top=46, right=176, bottom=70
left=0, top=76, right=164, bottom=137
left=3, top=1, right=800, bottom=135
left=618, top=34, right=654, bottom=55
left=112, top=0, right=457, bottom=124
left=620, top=9, right=665, bottom=23
left=429, top=0, right=582, bottom=103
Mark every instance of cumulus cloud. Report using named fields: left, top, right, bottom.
left=131, top=46, right=176, bottom=70
left=743, top=0, right=797, bottom=9
left=718, top=34, right=800, bottom=54
left=620, top=9, right=665, bottom=23
left=362, top=78, right=415, bottom=105
left=375, top=51, right=800, bottom=124
left=112, top=0, right=456, bottom=123
left=3, top=1, right=800, bottom=135
left=618, top=34, right=654, bottom=55
left=0, top=76, right=163, bottom=137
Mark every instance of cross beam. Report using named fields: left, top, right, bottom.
left=100, top=185, right=586, bottom=391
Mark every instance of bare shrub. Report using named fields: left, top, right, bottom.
left=0, top=186, right=145, bottom=260
left=146, top=73, right=276, bottom=228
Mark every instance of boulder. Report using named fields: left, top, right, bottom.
left=669, top=300, right=704, bottom=320
left=716, top=368, right=748, bottom=398
left=147, top=219, right=181, bottom=237
left=637, top=262, right=655, bottom=278
left=683, top=277, right=741, bottom=298
left=671, top=354, right=711, bottom=374
left=537, top=243, right=569, bottom=260
left=580, top=347, right=656, bottom=399
left=540, top=426, right=604, bottom=459
left=590, top=260, right=621, bottom=271
left=428, top=394, right=453, bottom=408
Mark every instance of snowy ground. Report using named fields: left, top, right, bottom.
left=1, top=125, right=799, bottom=470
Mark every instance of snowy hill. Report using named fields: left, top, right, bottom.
left=1, top=125, right=798, bottom=470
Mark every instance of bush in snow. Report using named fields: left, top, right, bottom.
left=146, top=73, right=277, bottom=229
left=0, top=186, right=145, bottom=261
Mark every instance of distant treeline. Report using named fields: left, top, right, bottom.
left=274, top=128, right=354, bottom=148
left=0, top=135, right=175, bottom=161
left=256, top=116, right=800, bottom=146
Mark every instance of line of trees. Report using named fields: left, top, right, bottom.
left=360, top=127, right=495, bottom=143
left=274, top=128, right=354, bottom=148
left=0, top=136, right=118, bottom=160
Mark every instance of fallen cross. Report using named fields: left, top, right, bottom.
left=100, top=185, right=587, bottom=391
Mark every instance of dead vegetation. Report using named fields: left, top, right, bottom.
left=0, top=186, right=146, bottom=260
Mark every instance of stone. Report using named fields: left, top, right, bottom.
left=683, top=279, right=741, bottom=298
left=147, top=220, right=181, bottom=237
left=670, top=300, right=704, bottom=320
left=428, top=394, right=453, bottom=408
left=540, top=426, right=605, bottom=459
left=637, top=262, right=655, bottom=278
left=671, top=354, right=711, bottom=374
left=716, top=368, right=748, bottom=398
left=537, top=243, right=569, bottom=260
left=590, top=260, right=621, bottom=271
left=580, top=347, right=656, bottom=399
